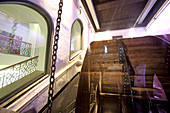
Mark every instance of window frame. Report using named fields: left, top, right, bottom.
left=69, top=18, right=83, bottom=60
left=0, top=0, right=53, bottom=107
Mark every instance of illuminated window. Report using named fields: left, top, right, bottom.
left=0, top=2, right=52, bottom=103
left=70, top=19, right=83, bottom=59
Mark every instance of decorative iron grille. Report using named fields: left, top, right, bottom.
left=0, top=34, right=31, bottom=57
left=0, top=56, right=38, bottom=88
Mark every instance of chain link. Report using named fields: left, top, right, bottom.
left=47, top=1, right=63, bottom=113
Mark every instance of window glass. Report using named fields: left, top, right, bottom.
left=0, top=4, right=48, bottom=100
left=70, top=19, right=83, bottom=58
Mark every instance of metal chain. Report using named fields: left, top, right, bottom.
left=47, top=1, right=63, bottom=113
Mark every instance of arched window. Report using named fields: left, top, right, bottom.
left=70, top=19, right=83, bottom=60
left=0, top=1, right=53, bottom=104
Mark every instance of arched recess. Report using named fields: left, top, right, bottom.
left=70, top=18, right=83, bottom=60
left=0, top=0, right=53, bottom=106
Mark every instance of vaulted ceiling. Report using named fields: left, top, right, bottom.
left=81, top=0, right=166, bottom=32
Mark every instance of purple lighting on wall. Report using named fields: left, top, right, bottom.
left=153, top=74, right=167, bottom=100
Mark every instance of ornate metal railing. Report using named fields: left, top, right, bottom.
left=0, top=56, right=39, bottom=88
left=0, top=34, right=31, bottom=57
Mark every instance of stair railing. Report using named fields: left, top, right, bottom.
left=0, top=56, right=38, bottom=88
left=0, top=34, right=32, bottom=57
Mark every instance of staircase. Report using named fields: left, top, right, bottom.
left=75, top=36, right=170, bottom=113
left=76, top=39, right=133, bottom=113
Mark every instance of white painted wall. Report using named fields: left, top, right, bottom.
left=29, top=24, right=39, bottom=57
left=0, top=14, right=29, bottom=41
left=27, top=0, right=94, bottom=72
left=0, top=53, right=28, bottom=69
left=146, top=3, right=170, bottom=35
left=28, top=23, right=46, bottom=71
left=94, top=27, right=147, bottom=41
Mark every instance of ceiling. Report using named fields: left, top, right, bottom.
left=81, top=0, right=166, bottom=32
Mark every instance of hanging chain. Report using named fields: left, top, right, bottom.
left=47, top=0, right=63, bottom=113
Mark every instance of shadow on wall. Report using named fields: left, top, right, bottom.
left=56, top=58, right=68, bottom=71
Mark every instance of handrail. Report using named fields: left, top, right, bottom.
left=0, top=56, right=39, bottom=71
left=0, top=56, right=39, bottom=89
left=0, top=34, right=32, bottom=45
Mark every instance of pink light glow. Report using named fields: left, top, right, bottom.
left=153, top=74, right=167, bottom=100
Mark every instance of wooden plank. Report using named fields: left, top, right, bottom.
left=130, top=57, right=165, bottom=64
left=81, top=72, right=101, bottom=84
left=90, top=53, right=119, bottom=59
left=90, top=40, right=116, bottom=45
left=82, top=61, right=121, bottom=72
left=132, top=87, right=156, bottom=92
left=132, top=64, right=167, bottom=70
left=90, top=63, right=123, bottom=72
left=122, top=37, right=154, bottom=43
left=102, top=72, right=127, bottom=93
left=102, top=81, right=124, bottom=85
left=134, top=69, right=168, bottom=75
left=127, top=46, right=167, bottom=51
left=128, top=53, right=166, bottom=58
left=91, top=59, right=119, bottom=64
left=128, top=49, right=166, bottom=54
left=90, top=48, right=118, bottom=54
left=90, top=42, right=117, bottom=47
left=124, top=41, right=154, bottom=46
left=102, top=84, right=123, bottom=93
